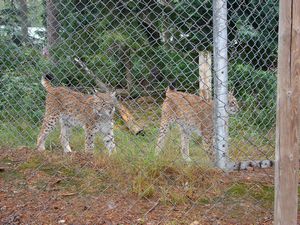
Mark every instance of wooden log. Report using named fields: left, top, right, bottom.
left=117, top=103, right=144, bottom=135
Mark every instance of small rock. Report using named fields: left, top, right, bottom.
left=190, top=221, right=200, bottom=225
left=58, top=219, right=66, bottom=224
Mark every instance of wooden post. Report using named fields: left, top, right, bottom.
left=275, top=0, right=300, bottom=224
left=199, top=51, right=212, bottom=100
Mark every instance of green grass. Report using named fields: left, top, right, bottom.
left=0, top=118, right=274, bottom=165
left=0, top=169, right=24, bottom=181
left=224, top=183, right=274, bottom=207
left=0, top=98, right=275, bottom=162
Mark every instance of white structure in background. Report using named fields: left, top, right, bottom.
left=0, top=25, right=45, bottom=44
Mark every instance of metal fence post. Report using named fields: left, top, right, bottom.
left=213, top=0, right=229, bottom=169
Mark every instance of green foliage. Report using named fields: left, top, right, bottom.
left=0, top=1, right=19, bottom=26
left=47, top=0, right=204, bottom=91
left=0, top=70, right=45, bottom=123
left=0, top=0, right=45, bottom=45
left=228, top=0, right=279, bottom=69
left=0, top=38, right=42, bottom=70
left=49, top=0, right=279, bottom=94
left=229, top=63, right=276, bottom=129
left=172, top=0, right=213, bottom=53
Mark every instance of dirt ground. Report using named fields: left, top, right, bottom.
left=0, top=147, right=291, bottom=224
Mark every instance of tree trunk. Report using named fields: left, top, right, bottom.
left=19, top=0, right=28, bottom=44
left=162, top=9, right=171, bottom=48
left=123, top=47, right=133, bottom=93
left=46, top=0, right=59, bottom=50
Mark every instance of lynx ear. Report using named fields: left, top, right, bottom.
left=228, top=90, right=235, bottom=97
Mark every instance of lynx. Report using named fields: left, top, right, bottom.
left=156, top=87, right=239, bottom=162
left=37, top=74, right=117, bottom=154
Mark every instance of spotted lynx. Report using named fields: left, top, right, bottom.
left=37, top=74, right=117, bottom=154
left=156, top=87, right=239, bottom=162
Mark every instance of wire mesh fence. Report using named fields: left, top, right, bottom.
left=0, top=0, right=278, bottom=224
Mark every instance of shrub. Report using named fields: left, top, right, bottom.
left=0, top=71, right=45, bottom=124
left=229, top=63, right=276, bottom=130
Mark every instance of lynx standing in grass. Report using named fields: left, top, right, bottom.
left=156, top=86, right=239, bottom=162
left=37, top=74, right=117, bottom=154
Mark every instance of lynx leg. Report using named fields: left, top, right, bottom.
left=202, top=131, right=215, bottom=163
left=155, top=118, right=173, bottom=155
left=180, top=126, right=192, bottom=162
left=102, top=122, right=116, bottom=155
left=84, top=128, right=95, bottom=152
left=60, top=119, right=72, bottom=153
left=37, top=115, right=59, bottom=151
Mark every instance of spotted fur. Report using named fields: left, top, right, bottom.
left=156, top=87, right=239, bottom=162
left=37, top=74, right=117, bottom=154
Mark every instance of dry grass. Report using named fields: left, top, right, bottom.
left=0, top=147, right=276, bottom=224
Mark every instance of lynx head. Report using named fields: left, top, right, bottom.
left=227, top=91, right=239, bottom=115
left=93, top=91, right=116, bottom=117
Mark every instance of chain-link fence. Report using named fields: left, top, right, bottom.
left=0, top=0, right=278, bottom=224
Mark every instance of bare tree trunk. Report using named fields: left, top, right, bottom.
left=46, top=0, right=59, bottom=50
left=162, top=8, right=171, bottom=48
left=123, top=47, right=133, bottom=93
left=19, top=0, right=28, bottom=44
